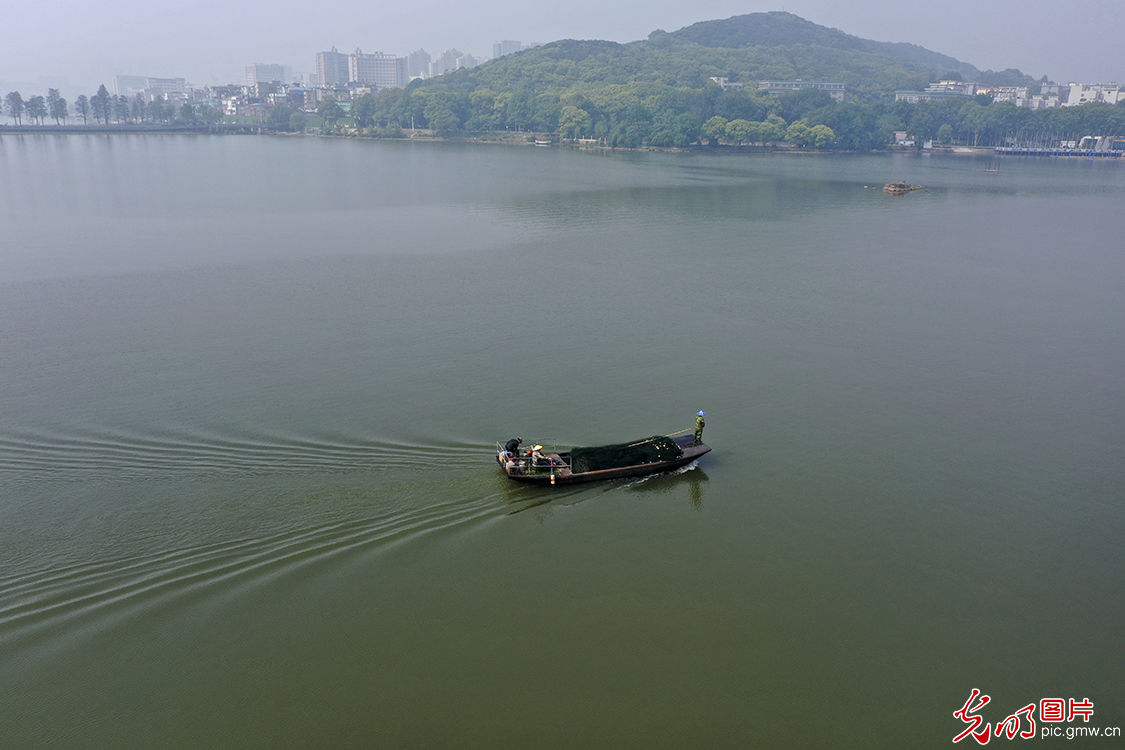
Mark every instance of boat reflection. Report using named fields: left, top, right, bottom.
left=626, top=463, right=710, bottom=509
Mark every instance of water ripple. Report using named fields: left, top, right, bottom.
left=0, top=491, right=507, bottom=656
left=0, top=426, right=490, bottom=480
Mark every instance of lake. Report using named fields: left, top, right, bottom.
left=1, top=134, right=1123, bottom=748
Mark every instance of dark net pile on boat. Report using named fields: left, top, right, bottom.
left=568, top=436, right=683, bottom=474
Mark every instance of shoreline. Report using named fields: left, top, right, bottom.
left=3, top=125, right=1117, bottom=159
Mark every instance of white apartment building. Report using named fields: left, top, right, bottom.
left=348, top=49, right=407, bottom=89
left=1065, top=83, right=1122, bottom=106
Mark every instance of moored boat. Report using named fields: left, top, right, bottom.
left=883, top=181, right=924, bottom=195
left=497, top=433, right=710, bottom=485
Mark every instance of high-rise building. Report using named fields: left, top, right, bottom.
left=407, top=49, right=431, bottom=79
left=493, top=40, right=522, bottom=59
left=114, top=75, right=149, bottom=97
left=348, top=49, right=406, bottom=89
left=316, top=48, right=350, bottom=87
left=455, top=53, right=481, bottom=70
left=246, top=63, right=287, bottom=87
left=430, top=49, right=465, bottom=78
left=145, top=78, right=187, bottom=98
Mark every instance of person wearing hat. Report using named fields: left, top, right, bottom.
left=504, top=436, right=523, bottom=456
left=694, top=411, right=706, bottom=445
left=530, top=444, right=547, bottom=467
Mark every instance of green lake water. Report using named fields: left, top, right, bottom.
left=1, top=134, right=1122, bottom=748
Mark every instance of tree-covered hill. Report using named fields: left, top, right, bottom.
left=346, top=12, right=1120, bottom=150
left=430, top=11, right=1036, bottom=99
left=668, top=11, right=982, bottom=80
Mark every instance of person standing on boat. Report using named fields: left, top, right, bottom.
left=694, top=411, right=706, bottom=445
left=505, top=437, right=523, bottom=456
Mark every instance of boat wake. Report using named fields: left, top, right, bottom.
left=0, top=488, right=509, bottom=662
left=0, top=425, right=490, bottom=481
left=624, top=460, right=700, bottom=487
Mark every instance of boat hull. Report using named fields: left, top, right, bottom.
left=498, top=434, right=710, bottom=485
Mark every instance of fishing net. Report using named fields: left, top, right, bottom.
left=568, top=435, right=683, bottom=474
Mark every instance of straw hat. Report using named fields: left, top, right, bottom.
left=533, top=444, right=543, bottom=451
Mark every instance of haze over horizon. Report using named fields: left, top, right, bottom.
left=2, top=0, right=1122, bottom=97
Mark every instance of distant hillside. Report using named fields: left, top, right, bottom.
left=355, top=11, right=1073, bottom=150
left=669, top=11, right=982, bottom=80
left=426, top=11, right=1034, bottom=103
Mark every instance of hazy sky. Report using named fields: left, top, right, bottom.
left=3, top=0, right=1122, bottom=96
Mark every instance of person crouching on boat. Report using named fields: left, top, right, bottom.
left=695, top=411, right=706, bottom=445
left=530, top=445, right=562, bottom=472
left=505, top=436, right=523, bottom=456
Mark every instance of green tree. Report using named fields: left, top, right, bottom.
left=90, top=85, right=110, bottom=125
left=725, top=118, right=754, bottom=144
left=266, top=104, right=295, bottom=130
left=785, top=119, right=812, bottom=147
left=197, top=104, right=222, bottom=126
left=147, top=98, right=172, bottom=124
left=74, top=94, right=89, bottom=124
left=113, top=95, right=130, bottom=124
left=648, top=111, right=700, bottom=147
left=351, top=93, right=376, bottom=129
left=25, top=95, right=47, bottom=125
left=558, top=104, right=592, bottom=139
left=47, top=89, right=68, bottom=124
left=131, top=94, right=145, bottom=123
left=777, top=88, right=834, bottom=123
left=937, top=123, right=953, bottom=144
left=423, top=95, right=462, bottom=134
left=760, top=113, right=787, bottom=142
left=4, top=91, right=24, bottom=125
left=318, top=96, right=343, bottom=130
left=374, top=87, right=410, bottom=128
left=505, top=88, right=533, bottom=131
left=289, top=110, right=307, bottom=132
left=808, top=123, right=836, bottom=148
left=875, top=113, right=904, bottom=145
left=178, top=103, right=198, bottom=125
left=467, top=88, right=501, bottom=131
left=702, top=115, right=728, bottom=144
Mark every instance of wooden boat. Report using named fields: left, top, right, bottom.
left=497, top=433, right=710, bottom=485
left=883, top=181, right=924, bottom=195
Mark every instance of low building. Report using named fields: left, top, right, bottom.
left=894, top=90, right=971, bottom=104
left=977, top=86, right=1029, bottom=104
left=1024, top=95, right=1061, bottom=110
left=892, top=130, right=914, bottom=147
left=708, top=77, right=743, bottom=90
left=925, top=80, right=977, bottom=96
left=758, top=80, right=844, bottom=101
left=896, top=80, right=977, bottom=104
